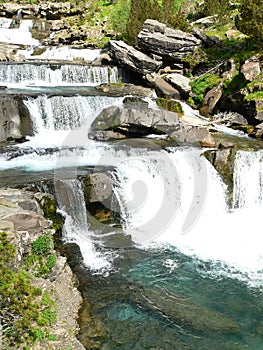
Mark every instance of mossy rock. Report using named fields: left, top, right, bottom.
left=156, top=98, right=183, bottom=115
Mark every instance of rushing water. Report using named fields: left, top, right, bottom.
left=0, top=57, right=263, bottom=349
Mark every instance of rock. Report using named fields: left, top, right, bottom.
left=92, top=52, right=113, bottom=65
left=192, top=16, right=215, bottom=27
left=145, top=73, right=181, bottom=98
left=254, top=122, right=263, bottom=138
left=212, top=111, right=248, bottom=127
left=221, top=59, right=237, bottom=80
left=96, top=83, right=153, bottom=97
left=0, top=96, right=22, bottom=142
left=156, top=98, right=183, bottom=114
left=85, top=173, right=112, bottom=203
left=109, top=40, right=162, bottom=75
left=88, top=130, right=126, bottom=141
left=201, top=83, right=224, bottom=115
left=165, top=73, right=191, bottom=97
left=192, top=27, right=215, bottom=47
left=241, top=61, right=261, bottom=82
left=136, top=286, right=240, bottom=334
left=138, top=19, right=201, bottom=63
left=90, top=105, right=182, bottom=136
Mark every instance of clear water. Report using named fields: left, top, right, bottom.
left=0, top=56, right=262, bottom=350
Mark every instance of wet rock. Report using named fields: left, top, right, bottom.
left=88, top=130, right=126, bottom=141
left=138, top=19, right=201, bottom=63
left=96, top=83, right=153, bottom=97
left=90, top=105, right=181, bottom=135
left=169, top=125, right=216, bottom=147
left=85, top=173, right=112, bottom=203
left=109, top=40, right=162, bottom=75
left=241, top=61, right=261, bottom=82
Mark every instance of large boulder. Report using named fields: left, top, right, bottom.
left=165, top=73, right=191, bottom=97
left=137, top=19, right=201, bottom=63
left=0, top=96, right=33, bottom=143
left=89, top=105, right=181, bottom=136
left=109, top=40, right=162, bottom=75
left=241, top=61, right=261, bottom=82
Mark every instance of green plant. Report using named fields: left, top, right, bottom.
left=244, top=91, right=263, bottom=101
left=32, top=234, right=52, bottom=255
left=0, top=232, right=57, bottom=348
left=236, top=0, right=263, bottom=46
left=190, top=73, right=221, bottom=106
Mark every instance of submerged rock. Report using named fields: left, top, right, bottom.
left=136, top=285, right=241, bottom=334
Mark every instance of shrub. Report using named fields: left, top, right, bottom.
left=236, top=0, right=263, bottom=46
left=32, top=234, right=52, bottom=255
left=0, top=232, right=57, bottom=348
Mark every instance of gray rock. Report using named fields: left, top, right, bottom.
left=165, top=73, right=191, bottom=97
left=145, top=73, right=181, bottom=98
left=201, top=83, right=224, bottom=115
left=88, top=130, right=126, bottom=141
left=96, top=83, right=153, bottom=97
left=241, top=61, right=261, bottom=82
left=109, top=40, right=162, bottom=75
left=138, top=19, right=201, bottom=62
left=191, top=27, right=215, bottom=47
left=169, top=125, right=215, bottom=147
left=85, top=173, right=113, bottom=203
left=90, top=105, right=181, bottom=135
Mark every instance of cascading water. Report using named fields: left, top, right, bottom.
left=233, top=150, right=263, bottom=209
left=0, top=19, right=39, bottom=45
left=55, top=178, right=111, bottom=270
left=0, top=63, right=119, bottom=86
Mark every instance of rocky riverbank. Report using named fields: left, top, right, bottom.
left=0, top=188, right=85, bottom=349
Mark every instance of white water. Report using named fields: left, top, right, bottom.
left=112, top=147, right=263, bottom=287
left=16, top=46, right=101, bottom=62
left=0, top=19, right=39, bottom=45
left=0, top=63, right=118, bottom=86
left=23, top=95, right=124, bottom=148
left=55, top=178, right=111, bottom=270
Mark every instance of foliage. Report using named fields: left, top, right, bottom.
left=32, top=234, right=52, bottom=255
left=24, top=233, right=57, bottom=277
left=202, top=0, right=231, bottom=24
left=0, top=232, right=57, bottom=348
left=125, top=0, right=188, bottom=44
left=189, top=73, right=221, bottom=106
left=182, top=48, right=208, bottom=69
left=236, top=0, right=263, bottom=46
left=244, top=91, right=263, bottom=101
left=109, top=0, right=131, bottom=35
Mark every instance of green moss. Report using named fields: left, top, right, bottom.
left=244, top=91, right=263, bottom=101
left=156, top=98, right=183, bottom=115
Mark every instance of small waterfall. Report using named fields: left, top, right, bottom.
left=18, top=46, right=101, bottom=62
left=24, top=94, right=122, bottom=132
left=0, top=19, right=39, bottom=45
left=55, top=178, right=111, bottom=270
left=0, top=63, right=119, bottom=85
left=233, top=150, right=263, bottom=209
left=0, top=18, right=12, bottom=28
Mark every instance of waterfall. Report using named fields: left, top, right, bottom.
left=0, top=63, right=119, bottom=86
left=233, top=150, right=263, bottom=209
left=0, top=19, right=39, bottom=45
left=111, top=147, right=263, bottom=286
left=0, top=18, right=12, bottom=28
left=23, top=95, right=123, bottom=147
left=55, top=178, right=111, bottom=270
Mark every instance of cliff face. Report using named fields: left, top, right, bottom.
left=0, top=188, right=85, bottom=350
